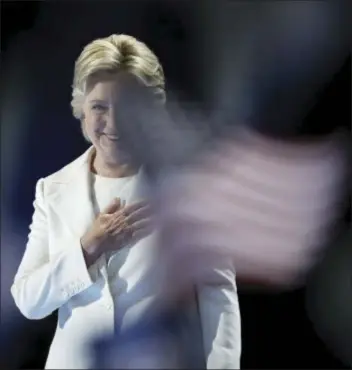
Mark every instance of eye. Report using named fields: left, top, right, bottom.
left=92, top=104, right=107, bottom=112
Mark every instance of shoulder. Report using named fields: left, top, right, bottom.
left=31, top=147, right=93, bottom=203
left=43, top=147, right=92, bottom=185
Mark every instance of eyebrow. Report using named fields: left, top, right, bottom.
left=89, top=99, right=109, bottom=104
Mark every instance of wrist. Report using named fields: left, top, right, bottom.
left=80, top=236, right=102, bottom=266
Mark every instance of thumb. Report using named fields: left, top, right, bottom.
left=103, top=198, right=121, bottom=214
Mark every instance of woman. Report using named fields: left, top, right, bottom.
left=11, top=34, right=241, bottom=369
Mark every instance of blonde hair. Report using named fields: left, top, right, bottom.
left=71, top=34, right=166, bottom=139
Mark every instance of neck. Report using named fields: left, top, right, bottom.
left=91, top=151, right=137, bottom=178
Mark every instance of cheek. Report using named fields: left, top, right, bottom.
left=84, top=115, right=104, bottom=136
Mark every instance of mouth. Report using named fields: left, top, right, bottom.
left=103, top=133, right=120, bottom=141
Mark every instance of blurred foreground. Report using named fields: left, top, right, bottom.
left=1, top=0, right=350, bottom=368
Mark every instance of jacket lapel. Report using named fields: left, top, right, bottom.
left=48, top=147, right=96, bottom=241
left=47, top=147, right=113, bottom=286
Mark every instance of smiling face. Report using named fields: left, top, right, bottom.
left=82, top=73, right=134, bottom=167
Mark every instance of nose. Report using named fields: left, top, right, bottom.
left=104, top=107, right=119, bottom=134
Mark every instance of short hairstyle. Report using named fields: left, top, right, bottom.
left=71, top=34, right=166, bottom=138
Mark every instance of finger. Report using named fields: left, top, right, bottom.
left=103, top=198, right=122, bottom=214
left=110, top=226, right=126, bottom=237
left=130, top=218, right=153, bottom=232
left=100, top=213, right=119, bottom=232
left=108, top=217, right=128, bottom=235
left=123, top=200, right=149, bottom=216
left=125, top=206, right=152, bottom=224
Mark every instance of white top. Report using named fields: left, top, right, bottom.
left=91, top=173, right=136, bottom=298
left=92, top=173, right=134, bottom=212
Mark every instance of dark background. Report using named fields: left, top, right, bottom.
left=1, top=1, right=350, bottom=369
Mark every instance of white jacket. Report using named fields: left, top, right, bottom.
left=11, top=147, right=241, bottom=369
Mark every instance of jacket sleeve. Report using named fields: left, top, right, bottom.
left=11, top=178, right=95, bottom=320
left=197, top=259, right=241, bottom=369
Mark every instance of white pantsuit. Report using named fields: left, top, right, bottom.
left=11, top=147, right=241, bottom=369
